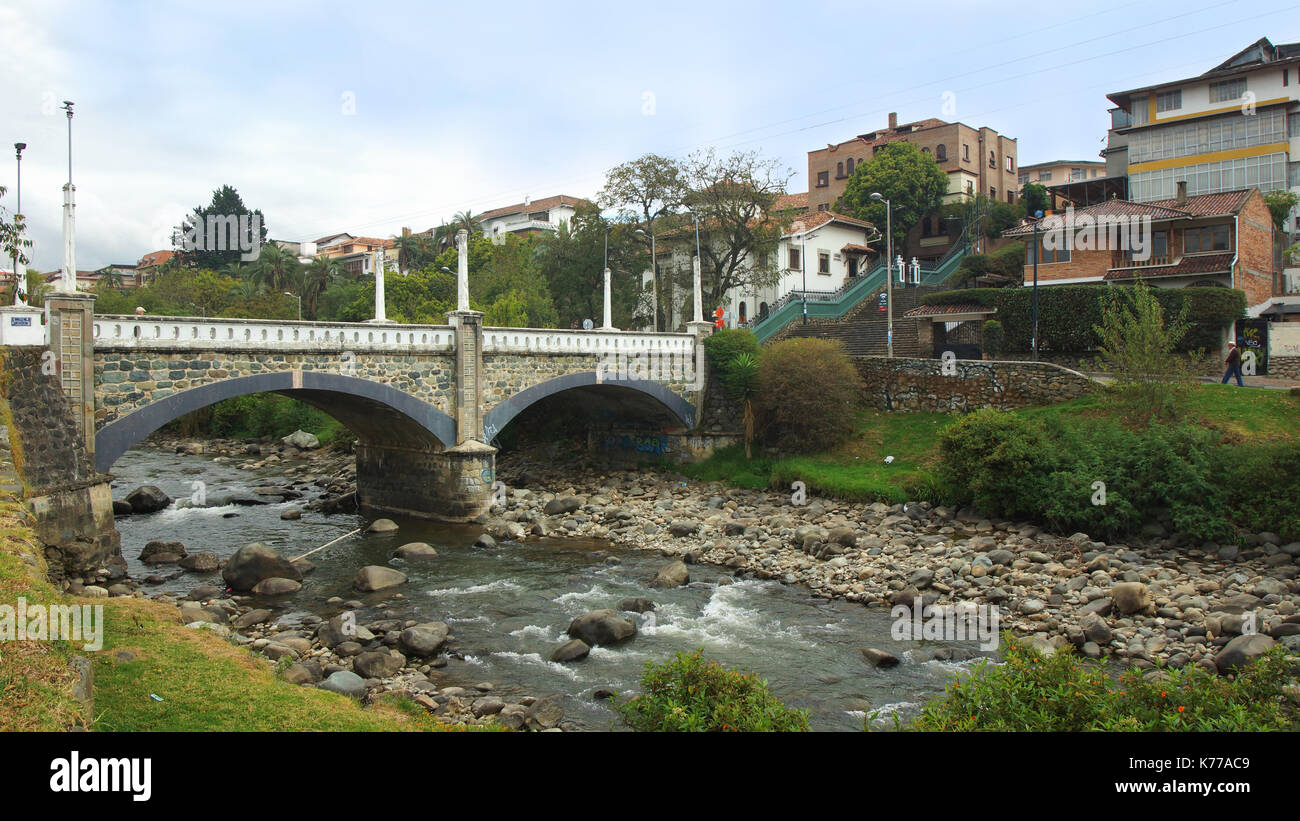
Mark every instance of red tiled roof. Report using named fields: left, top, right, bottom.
left=904, top=303, right=997, bottom=318
left=1104, top=252, right=1234, bottom=280
left=772, top=192, right=809, bottom=212
left=476, top=195, right=588, bottom=223
left=1003, top=189, right=1257, bottom=237
left=841, top=243, right=876, bottom=254
left=137, top=250, right=174, bottom=267
left=786, top=210, right=876, bottom=235
left=818, top=118, right=951, bottom=153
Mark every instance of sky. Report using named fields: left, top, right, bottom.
left=2, top=0, right=1297, bottom=271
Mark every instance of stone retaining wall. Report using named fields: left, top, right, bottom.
left=1269, top=355, right=1300, bottom=379
left=854, top=355, right=1098, bottom=412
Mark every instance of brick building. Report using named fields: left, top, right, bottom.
left=808, top=113, right=1018, bottom=262
left=1001, top=186, right=1281, bottom=312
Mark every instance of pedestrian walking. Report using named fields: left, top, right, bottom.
left=1221, top=341, right=1243, bottom=386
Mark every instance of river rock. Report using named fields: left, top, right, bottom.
left=232, top=608, right=274, bottom=629
left=398, top=624, right=449, bottom=656
left=222, top=542, right=302, bottom=592
left=524, top=694, right=565, bottom=730
left=394, top=542, right=438, bottom=560
left=354, top=650, right=406, bottom=678
left=319, top=670, right=367, bottom=699
left=567, top=609, right=637, bottom=646
left=251, top=577, right=302, bottom=595
left=1080, top=613, right=1112, bottom=644
left=649, top=560, right=690, bottom=588
left=282, top=663, right=320, bottom=685
left=125, top=485, right=171, bottom=514
left=178, top=551, right=220, bottom=572
left=860, top=648, right=900, bottom=668
left=1110, top=582, right=1151, bottom=615
left=550, top=639, right=591, bottom=662
left=618, top=598, right=656, bottom=613
left=543, top=497, right=583, bottom=515
left=474, top=533, right=497, bottom=549
left=366, top=518, right=399, bottom=533
left=1214, top=634, right=1276, bottom=674
left=280, top=509, right=302, bottom=521
left=112, top=500, right=133, bottom=515
left=353, top=565, right=407, bottom=592
left=667, top=520, right=699, bottom=538
left=282, top=430, right=320, bottom=450
left=140, top=540, right=187, bottom=565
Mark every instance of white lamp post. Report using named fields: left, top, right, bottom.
left=871, top=192, right=893, bottom=357
left=60, top=101, right=76, bottom=293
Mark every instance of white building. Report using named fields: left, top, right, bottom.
left=474, top=195, right=587, bottom=243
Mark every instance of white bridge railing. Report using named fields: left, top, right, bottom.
left=93, top=316, right=457, bottom=351
left=91, top=315, right=696, bottom=355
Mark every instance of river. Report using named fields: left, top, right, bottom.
left=111, top=443, right=993, bottom=731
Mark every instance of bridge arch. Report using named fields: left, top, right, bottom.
left=481, top=371, right=696, bottom=442
left=94, top=371, right=455, bottom=473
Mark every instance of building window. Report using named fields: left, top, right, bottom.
left=739, top=302, right=747, bottom=323
left=1129, top=152, right=1287, bottom=201
left=1039, top=170, right=1052, bottom=181
left=988, top=150, right=996, bottom=169
left=788, top=247, right=801, bottom=269
left=1184, top=224, right=1231, bottom=253
left=1008, top=191, right=1015, bottom=203
left=935, top=144, right=947, bottom=161
left=1156, top=89, right=1182, bottom=112
left=836, top=161, right=845, bottom=179
left=816, top=171, right=829, bottom=188
left=1006, top=156, right=1014, bottom=173
left=921, top=216, right=933, bottom=237
left=817, top=203, right=829, bottom=211
left=847, top=158, right=855, bottom=175
left=1071, top=167, right=1085, bottom=181
left=962, top=144, right=970, bottom=162
left=966, top=180, right=974, bottom=195
left=818, top=251, right=831, bottom=274
left=1027, top=238, right=1070, bottom=264
left=1018, top=171, right=1029, bottom=185
left=1285, top=69, right=1290, bottom=87
left=990, top=187, right=997, bottom=199
left=1209, top=78, right=1247, bottom=103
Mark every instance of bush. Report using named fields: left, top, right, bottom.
left=981, top=319, right=1003, bottom=358
left=939, top=410, right=1238, bottom=541
left=1093, top=279, right=1194, bottom=423
left=702, top=328, right=761, bottom=388
left=920, top=285, right=1244, bottom=353
left=617, top=650, right=809, bottom=732
left=756, top=338, right=862, bottom=453
left=910, top=636, right=1296, bottom=731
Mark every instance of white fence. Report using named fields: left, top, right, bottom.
left=89, top=315, right=696, bottom=356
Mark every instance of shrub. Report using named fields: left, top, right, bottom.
left=1093, top=279, right=1195, bottom=423
left=617, top=650, right=809, bottom=732
left=909, top=635, right=1296, bottom=731
left=756, top=338, right=862, bottom=453
left=701, top=328, right=761, bottom=387
left=981, top=319, right=1003, bottom=358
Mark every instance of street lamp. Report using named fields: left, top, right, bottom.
left=1034, top=207, right=1045, bottom=358
left=635, top=228, right=657, bottom=332
left=60, top=101, right=76, bottom=292
left=12, top=142, right=25, bottom=304
left=871, top=192, right=894, bottom=357
left=283, top=291, right=301, bottom=320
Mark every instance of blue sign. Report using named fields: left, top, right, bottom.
left=10, top=316, right=31, bottom=327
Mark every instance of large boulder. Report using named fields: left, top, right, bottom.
left=393, top=542, right=438, bottom=560
left=140, top=540, right=187, bottom=565
left=317, top=613, right=358, bottom=648
left=178, top=551, right=220, bottom=573
left=860, top=647, right=901, bottom=668
left=353, top=650, right=406, bottom=679
left=319, top=670, right=367, bottom=699
left=1214, top=634, right=1276, bottom=674
left=366, top=518, right=399, bottom=533
left=281, top=429, right=320, bottom=450
left=125, top=486, right=171, bottom=514
left=1110, top=582, right=1151, bottom=615
left=353, top=565, right=407, bottom=592
left=649, top=560, right=690, bottom=588
left=550, top=639, right=590, bottom=663
left=567, top=609, right=637, bottom=646
left=221, top=543, right=302, bottom=592
left=398, top=624, right=449, bottom=656
left=543, top=497, right=583, bottom=516
left=251, top=577, right=302, bottom=595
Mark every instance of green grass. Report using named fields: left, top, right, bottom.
left=675, top=384, right=1300, bottom=505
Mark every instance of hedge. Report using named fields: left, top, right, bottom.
left=921, top=285, right=1244, bottom=352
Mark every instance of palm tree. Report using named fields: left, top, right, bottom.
left=97, top=265, right=124, bottom=289
left=431, top=221, right=457, bottom=253
left=390, top=232, right=434, bottom=274
left=249, top=243, right=303, bottom=295
left=453, top=210, right=477, bottom=234
left=301, top=255, right=343, bottom=318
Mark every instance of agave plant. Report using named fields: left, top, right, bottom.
left=728, top=351, right=760, bottom=459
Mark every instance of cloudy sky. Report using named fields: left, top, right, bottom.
left=2, top=0, right=1296, bottom=271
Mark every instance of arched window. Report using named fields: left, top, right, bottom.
left=739, top=302, right=747, bottom=323
left=837, top=161, right=844, bottom=178
left=759, top=301, right=769, bottom=318
left=989, top=150, right=996, bottom=169
left=935, top=144, right=947, bottom=161
left=846, top=158, right=855, bottom=175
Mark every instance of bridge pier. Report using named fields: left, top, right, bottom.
left=356, top=440, right=495, bottom=521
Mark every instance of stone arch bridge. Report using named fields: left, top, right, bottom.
left=70, top=309, right=705, bottom=520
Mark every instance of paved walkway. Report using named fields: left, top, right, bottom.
left=1085, top=373, right=1300, bottom=390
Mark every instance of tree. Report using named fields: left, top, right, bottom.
left=599, top=154, right=689, bottom=330
left=391, top=232, right=438, bottom=273
left=838, top=142, right=947, bottom=254
left=1092, top=279, right=1193, bottom=424
left=1, top=187, right=31, bottom=294
left=301, top=255, right=343, bottom=318
left=248, top=243, right=303, bottom=296
left=678, top=148, right=791, bottom=312
left=535, top=203, right=641, bottom=328
left=175, top=185, right=267, bottom=270
left=1264, top=190, right=1298, bottom=230
left=1020, top=183, right=1050, bottom=218
left=452, top=210, right=477, bottom=233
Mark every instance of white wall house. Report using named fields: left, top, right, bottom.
left=637, top=208, right=879, bottom=331
left=474, top=194, right=586, bottom=243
